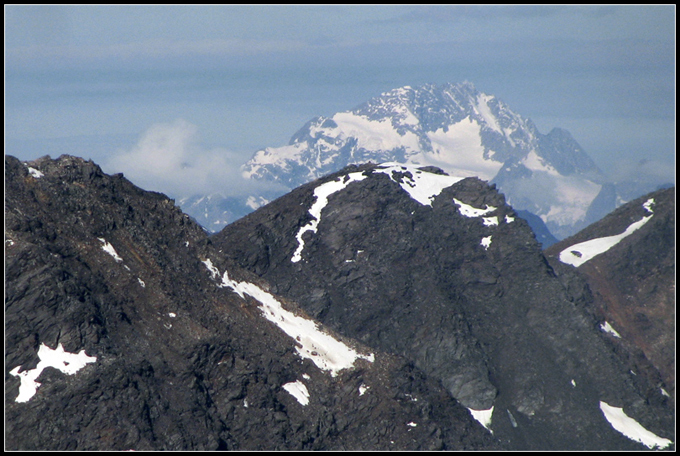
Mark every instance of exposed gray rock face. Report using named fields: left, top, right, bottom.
left=545, top=186, right=675, bottom=402
left=213, top=163, right=674, bottom=450
left=5, top=155, right=498, bottom=451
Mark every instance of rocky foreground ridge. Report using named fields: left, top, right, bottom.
left=4, top=155, right=674, bottom=451
left=5, top=155, right=498, bottom=451
left=213, top=162, right=674, bottom=450
left=545, top=187, right=675, bottom=402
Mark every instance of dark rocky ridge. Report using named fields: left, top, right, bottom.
left=213, top=163, right=674, bottom=450
left=515, top=209, right=559, bottom=248
left=5, top=155, right=498, bottom=451
left=545, top=187, right=675, bottom=401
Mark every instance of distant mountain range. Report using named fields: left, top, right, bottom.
left=238, top=82, right=609, bottom=240
left=180, top=82, right=671, bottom=244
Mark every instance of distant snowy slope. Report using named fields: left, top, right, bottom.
left=241, top=82, right=608, bottom=239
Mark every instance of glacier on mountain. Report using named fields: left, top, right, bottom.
left=241, top=82, right=608, bottom=239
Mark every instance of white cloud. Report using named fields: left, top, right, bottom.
left=105, top=119, right=277, bottom=198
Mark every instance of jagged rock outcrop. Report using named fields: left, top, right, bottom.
left=5, top=155, right=498, bottom=451
left=213, top=163, right=674, bottom=450
left=545, top=187, right=675, bottom=401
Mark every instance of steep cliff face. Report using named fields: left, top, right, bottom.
left=545, top=187, right=675, bottom=401
left=213, top=163, right=674, bottom=450
left=5, top=155, right=497, bottom=451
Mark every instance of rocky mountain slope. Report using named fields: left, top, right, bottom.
left=213, top=162, right=674, bottom=450
left=5, top=155, right=500, bottom=451
left=545, top=187, right=675, bottom=401
left=240, top=82, right=610, bottom=240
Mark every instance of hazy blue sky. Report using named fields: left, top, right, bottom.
left=5, top=5, right=675, bottom=198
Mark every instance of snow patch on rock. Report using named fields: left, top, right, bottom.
left=283, top=380, right=310, bottom=406
left=453, top=198, right=496, bottom=218
left=203, top=260, right=374, bottom=377
left=10, top=343, right=96, bottom=403
left=292, top=171, right=368, bottom=263
left=600, top=321, right=621, bottom=338
left=373, top=163, right=464, bottom=206
left=98, top=238, right=123, bottom=262
left=599, top=401, right=672, bottom=449
left=559, top=201, right=654, bottom=267
left=468, top=406, right=494, bottom=432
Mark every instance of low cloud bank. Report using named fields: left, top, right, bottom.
left=104, top=119, right=285, bottom=199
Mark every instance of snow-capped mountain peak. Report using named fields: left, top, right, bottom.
left=241, top=82, right=607, bottom=239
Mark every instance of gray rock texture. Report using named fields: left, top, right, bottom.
left=213, top=163, right=674, bottom=450
left=5, top=155, right=497, bottom=451
left=545, top=187, right=675, bottom=401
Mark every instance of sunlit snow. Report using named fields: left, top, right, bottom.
left=203, top=260, right=374, bottom=377
left=10, top=343, right=96, bottom=403
left=600, top=321, right=621, bottom=338
left=27, top=167, right=44, bottom=178
left=291, top=171, right=368, bottom=262
left=599, top=401, right=672, bottom=449
left=559, top=210, right=653, bottom=267
left=373, top=163, right=464, bottom=206
left=246, top=195, right=270, bottom=210
left=283, top=380, right=310, bottom=406
left=539, top=177, right=602, bottom=228
left=475, top=94, right=502, bottom=134
left=522, top=150, right=559, bottom=176
left=424, top=117, right=503, bottom=181
left=98, top=238, right=123, bottom=262
left=453, top=198, right=496, bottom=217
left=468, top=406, right=494, bottom=432
left=331, top=112, right=422, bottom=152
left=480, top=236, right=492, bottom=250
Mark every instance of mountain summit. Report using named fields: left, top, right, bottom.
left=241, top=82, right=609, bottom=239
left=214, top=162, right=674, bottom=450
